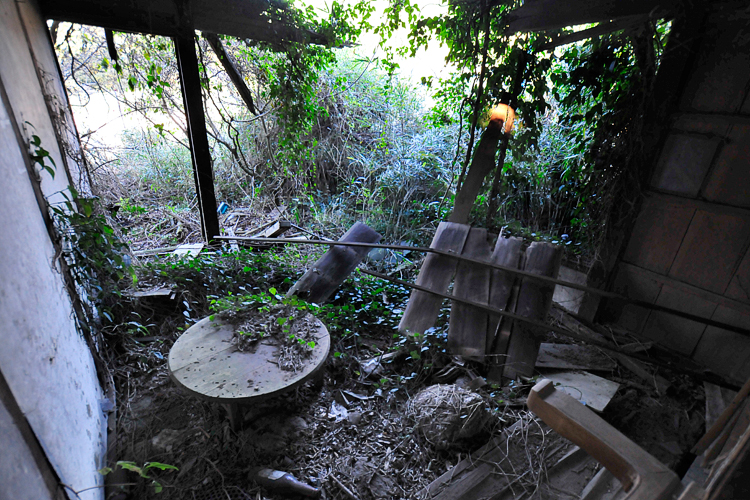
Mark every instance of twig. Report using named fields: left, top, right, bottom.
left=329, top=474, right=360, bottom=500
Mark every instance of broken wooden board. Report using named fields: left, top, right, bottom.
left=528, top=379, right=682, bottom=500
left=535, top=343, right=616, bottom=371
left=423, top=418, right=598, bottom=499
left=286, top=222, right=381, bottom=304
left=448, top=228, right=492, bottom=360
left=399, top=222, right=470, bottom=334
left=539, top=370, right=620, bottom=412
left=705, top=381, right=737, bottom=428
left=173, top=242, right=205, bottom=258
left=503, top=242, right=562, bottom=379
left=487, top=235, right=524, bottom=354
left=251, top=219, right=291, bottom=239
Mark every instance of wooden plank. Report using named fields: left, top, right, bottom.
left=704, top=398, right=750, bottom=466
left=448, top=228, right=492, bottom=360
left=535, top=344, right=616, bottom=371
left=704, top=382, right=737, bottom=429
left=423, top=419, right=590, bottom=500
left=540, top=370, right=620, bottom=412
left=252, top=220, right=291, bottom=239
left=486, top=235, right=524, bottom=353
left=694, top=375, right=750, bottom=455
left=528, top=379, right=682, bottom=500
left=506, top=0, right=678, bottom=33
left=448, top=119, right=505, bottom=224
left=503, top=242, right=562, bottom=379
left=203, top=33, right=256, bottom=114
left=174, top=32, right=220, bottom=241
left=286, top=222, right=381, bottom=304
left=173, top=242, right=205, bottom=257
left=399, top=222, right=470, bottom=334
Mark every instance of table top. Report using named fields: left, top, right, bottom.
left=168, top=314, right=330, bottom=403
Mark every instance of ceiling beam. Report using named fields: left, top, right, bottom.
left=505, top=0, right=681, bottom=33
left=39, top=0, right=326, bottom=45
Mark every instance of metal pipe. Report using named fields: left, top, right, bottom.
left=360, top=269, right=740, bottom=390
left=215, top=235, right=750, bottom=337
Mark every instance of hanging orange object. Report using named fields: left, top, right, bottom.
left=490, top=104, right=515, bottom=134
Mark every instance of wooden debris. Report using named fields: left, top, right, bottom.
left=422, top=417, right=597, bottom=499
left=173, top=242, right=204, bottom=257
left=503, top=242, right=562, bottom=379
left=539, top=370, right=620, bottom=412
left=527, top=379, right=683, bottom=500
left=286, top=222, right=381, bottom=304
left=251, top=219, right=291, bottom=239
left=705, top=382, right=737, bottom=428
left=535, top=343, right=616, bottom=371
left=487, top=235, right=524, bottom=353
left=399, top=222, right=470, bottom=334
left=448, top=228, right=492, bottom=360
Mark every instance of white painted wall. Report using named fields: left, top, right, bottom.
left=0, top=0, right=105, bottom=498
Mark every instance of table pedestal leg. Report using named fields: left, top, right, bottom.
left=224, top=403, right=242, bottom=431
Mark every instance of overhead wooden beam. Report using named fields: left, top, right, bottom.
left=39, top=0, right=326, bottom=45
left=174, top=32, right=220, bottom=242
left=203, top=33, right=257, bottom=115
left=504, top=0, right=680, bottom=33
left=538, top=15, right=648, bottom=52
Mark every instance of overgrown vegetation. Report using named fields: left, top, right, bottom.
left=44, top=5, right=700, bottom=497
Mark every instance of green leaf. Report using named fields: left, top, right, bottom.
left=117, top=461, right=144, bottom=476
left=144, top=462, right=179, bottom=472
left=98, top=467, right=113, bottom=475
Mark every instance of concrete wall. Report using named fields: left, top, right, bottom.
left=604, top=3, right=750, bottom=385
left=0, top=0, right=104, bottom=498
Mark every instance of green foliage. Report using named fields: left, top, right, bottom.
left=49, top=188, right=136, bottom=323
left=99, top=460, right=178, bottom=494
left=27, top=123, right=57, bottom=179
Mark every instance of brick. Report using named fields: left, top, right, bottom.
left=641, top=285, right=717, bottom=355
left=623, top=196, right=694, bottom=275
left=669, top=210, right=750, bottom=293
left=651, top=133, right=720, bottom=197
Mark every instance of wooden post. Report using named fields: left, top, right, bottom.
left=448, top=228, right=492, bottom=360
left=174, top=32, right=220, bottom=242
left=204, top=33, right=257, bottom=115
left=503, top=242, right=562, bottom=379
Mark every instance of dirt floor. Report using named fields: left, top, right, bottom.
left=105, top=303, right=707, bottom=500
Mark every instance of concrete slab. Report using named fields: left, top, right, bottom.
left=641, top=285, right=717, bottom=356
left=669, top=210, right=750, bottom=294
left=651, top=133, right=720, bottom=197
left=692, top=306, right=750, bottom=385
left=703, top=125, right=750, bottom=208
left=622, top=195, right=694, bottom=275
left=679, top=11, right=750, bottom=114
left=725, top=250, right=750, bottom=304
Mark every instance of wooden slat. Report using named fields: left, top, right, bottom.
left=486, top=236, right=524, bottom=353
left=398, top=222, right=470, bottom=334
left=539, top=370, right=620, bottom=412
left=174, top=32, right=220, bottom=241
left=448, top=228, right=492, bottom=360
left=694, top=375, right=750, bottom=454
left=286, top=222, right=381, bottom=304
left=704, top=398, right=750, bottom=466
left=535, top=343, right=616, bottom=371
left=528, top=379, right=681, bottom=500
left=504, top=242, right=562, bottom=379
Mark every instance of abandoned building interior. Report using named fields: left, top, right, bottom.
left=1, top=0, right=750, bottom=498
